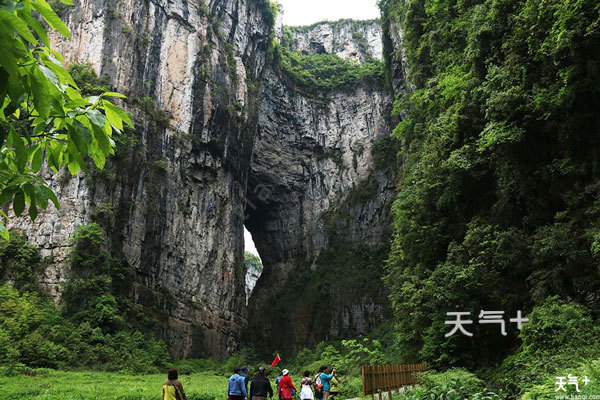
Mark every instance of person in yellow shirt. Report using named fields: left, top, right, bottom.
left=328, top=375, right=341, bottom=400
left=162, top=369, right=187, bottom=400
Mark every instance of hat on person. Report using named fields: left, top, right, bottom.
left=241, top=366, right=248, bottom=371
left=282, top=369, right=289, bottom=376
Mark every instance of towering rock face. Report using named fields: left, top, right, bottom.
left=11, top=0, right=274, bottom=359
left=10, top=0, right=398, bottom=358
left=286, top=19, right=383, bottom=62
left=245, top=23, right=397, bottom=354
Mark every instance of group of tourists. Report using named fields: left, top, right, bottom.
left=227, top=365, right=340, bottom=400
left=161, top=365, right=340, bottom=400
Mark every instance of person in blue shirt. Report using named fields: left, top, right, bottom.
left=318, top=366, right=336, bottom=400
left=241, top=366, right=250, bottom=391
left=275, top=372, right=283, bottom=400
left=228, top=367, right=248, bottom=400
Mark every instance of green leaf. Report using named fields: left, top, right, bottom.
left=31, top=0, right=70, bottom=38
left=67, top=139, right=85, bottom=174
left=65, top=99, right=89, bottom=108
left=42, top=54, right=76, bottom=87
left=0, top=0, right=24, bottom=12
left=46, top=143, right=59, bottom=171
left=0, top=40, right=20, bottom=78
left=30, top=65, right=51, bottom=119
left=33, top=184, right=49, bottom=208
left=20, top=8, right=50, bottom=46
left=24, top=184, right=38, bottom=220
left=13, top=189, right=25, bottom=216
left=101, top=92, right=126, bottom=98
left=93, top=124, right=111, bottom=155
left=31, top=146, right=43, bottom=172
left=39, top=64, right=59, bottom=87
left=87, top=108, right=106, bottom=127
left=0, top=10, right=37, bottom=44
left=103, top=99, right=134, bottom=129
left=28, top=201, right=38, bottom=220
left=90, top=147, right=106, bottom=169
left=11, top=127, right=27, bottom=172
left=0, top=186, right=20, bottom=205
left=38, top=184, right=59, bottom=209
left=0, top=221, right=8, bottom=240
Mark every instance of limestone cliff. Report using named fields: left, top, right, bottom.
left=10, top=0, right=274, bottom=359
left=245, top=22, right=397, bottom=354
left=9, top=0, right=400, bottom=358
left=286, top=19, right=383, bottom=62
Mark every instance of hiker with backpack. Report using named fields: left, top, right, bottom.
left=162, top=368, right=187, bottom=400
left=228, top=367, right=248, bottom=400
left=300, top=370, right=314, bottom=400
left=314, top=369, right=324, bottom=400
left=278, top=369, right=297, bottom=400
left=276, top=372, right=283, bottom=400
left=318, top=366, right=336, bottom=400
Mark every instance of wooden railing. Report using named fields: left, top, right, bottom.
left=361, top=364, right=427, bottom=399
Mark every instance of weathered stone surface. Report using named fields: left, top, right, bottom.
left=244, top=259, right=262, bottom=303
left=245, top=23, right=396, bottom=354
left=286, top=20, right=383, bottom=62
left=11, top=0, right=273, bottom=359
left=10, top=1, right=400, bottom=358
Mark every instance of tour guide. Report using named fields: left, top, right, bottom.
left=228, top=367, right=248, bottom=400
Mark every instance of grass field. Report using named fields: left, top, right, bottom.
left=0, top=370, right=228, bottom=400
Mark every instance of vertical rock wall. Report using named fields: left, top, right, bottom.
left=245, top=22, right=397, bottom=354
left=9, top=0, right=402, bottom=358
left=10, top=0, right=274, bottom=359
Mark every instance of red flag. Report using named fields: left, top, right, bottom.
left=270, top=354, right=281, bottom=368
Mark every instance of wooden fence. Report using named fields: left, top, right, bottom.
left=361, top=364, right=427, bottom=399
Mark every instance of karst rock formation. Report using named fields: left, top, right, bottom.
left=10, top=0, right=406, bottom=358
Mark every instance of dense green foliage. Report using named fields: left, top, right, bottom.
left=0, top=227, right=168, bottom=373
left=0, top=0, right=132, bottom=238
left=493, top=297, right=600, bottom=396
left=0, top=232, right=44, bottom=293
left=67, top=62, right=111, bottom=96
left=396, top=369, right=506, bottom=399
left=244, top=251, right=263, bottom=271
left=274, top=27, right=385, bottom=92
left=380, top=0, right=600, bottom=370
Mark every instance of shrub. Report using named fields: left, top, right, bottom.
left=494, top=296, right=600, bottom=393
left=0, top=232, right=45, bottom=293
left=0, top=226, right=170, bottom=372
left=68, top=63, right=111, bottom=96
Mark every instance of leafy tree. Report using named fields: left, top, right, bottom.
left=0, top=0, right=133, bottom=238
left=244, top=251, right=263, bottom=271
left=0, top=230, right=44, bottom=292
left=381, top=0, right=600, bottom=368
left=273, top=26, right=385, bottom=92
left=61, top=223, right=134, bottom=332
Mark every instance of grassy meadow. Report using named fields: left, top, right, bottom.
left=0, top=370, right=228, bottom=400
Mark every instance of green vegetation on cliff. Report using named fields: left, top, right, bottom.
left=244, top=251, right=263, bottom=271
left=379, top=0, right=600, bottom=395
left=273, top=26, right=385, bottom=92
left=0, top=227, right=168, bottom=373
left=0, top=0, right=132, bottom=239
